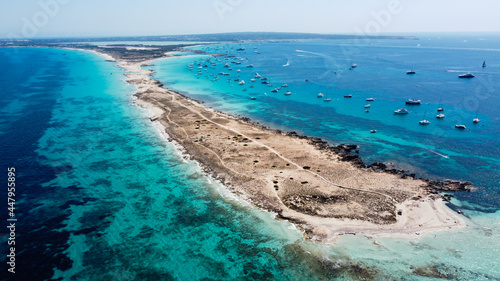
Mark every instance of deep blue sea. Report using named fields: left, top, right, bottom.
left=0, top=35, right=499, bottom=281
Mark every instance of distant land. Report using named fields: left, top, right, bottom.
left=0, top=31, right=418, bottom=45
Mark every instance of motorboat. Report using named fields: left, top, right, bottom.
left=458, top=73, right=475, bottom=78
left=436, top=113, right=445, bottom=119
left=455, top=125, right=466, bottom=129
left=406, top=99, right=421, bottom=105
left=317, top=93, right=324, bottom=98
left=407, top=70, right=416, bottom=74
left=344, top=94, right=353, bottom=98
left=394, top=108, right=409, bottom=114
left=284, top=91, right=292, bottom=95
left=473, top=118, right=480, bottom=123
left=366, top=98, right=374, bottom=101
left=324, top=98, right=331, bottom=102
left=419, top=119, right=430, bottom=125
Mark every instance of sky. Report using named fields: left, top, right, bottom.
left=1, top=0, right=500, bottom=38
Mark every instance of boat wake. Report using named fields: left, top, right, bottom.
left=426, top=149, right=450, bottom=159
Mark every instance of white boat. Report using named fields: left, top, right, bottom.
left=458, top=73, right=475, bottom=78
left=419, top=119, right=430, bottom=125
left=271, top=88, right=278, bottom=93
left=239, top=80, right=245, bottom=85
left=473, top=118, right=480, bottom=123
left=366, top=98, right=374, bottom=101
left=394, top=108, right=409, bottom=114
left=254, top=73, right=261, bottom=78
left=437, top=107, right=444, bottom=112
left=406, top=99, right=421, bottom=105
left=317, top=93, right=324, bottom=98
left=370, top=130, right=377, bottom=133
left=250, top=78, right=256, bottom=82
left=364, top=104, right=371, bottom=108
left=324, top=98, right=331, bottom=102
left=282, top=84, right=288, bottom=87
left=436, top=113, right=445, bottom=119
left=455, top=125, right=466, bottom=129
left=284, top=91, right=292, bottom=95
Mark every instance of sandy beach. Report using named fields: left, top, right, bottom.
left=101, top=51, right=467, bottom=243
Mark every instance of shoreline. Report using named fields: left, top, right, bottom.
left=92, top=48, right=468, bottom=243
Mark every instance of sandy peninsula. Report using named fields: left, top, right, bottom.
left=100, top=50, right=469, bottom=243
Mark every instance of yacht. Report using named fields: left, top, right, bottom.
left=436, top=113, right=445, bottom=119
left=317, top=93, right=324, bottom=98
left=247, top=64, right=254, bottom=68
left=284, top=91, right=292, bottom=96
left=261, top=81, right=269, bottom=84
left=366, top=98, right=374, bottom=101
left=324, top=98, right=331, bottom=102
left=271, top=88, right=278, bottom=93
left=254, top=73, right=261, bottom=78
left=351, top=63, right=357, bottom=68
left=455, top=125, right=466, bottom=129
left=261, top=77, right=268, bottom=80
left=406, top=99, right=421, bottom=105
left=394, top=108, right=409, bottom=114
left=239, top=80, right=245, bottom=85
left=407, top=70, right=416, bottom=75
left=281, top=84, right=288, bottom=87
left=344, top=94, right=353, bottom=98
left=419, top=119, right=431, bottom=125
left=473, top=118, right=480, bottom=123
left=370, top=130, right=377, bottom=133
left=250, top=78, right=256, bottom=82
left=250, top=97, right=256, bottom=100
left=458, top=73, right=475, bottom=78
left=364, top=104, right=371, bottom=108
left=437, top=107, right=444, bottom=112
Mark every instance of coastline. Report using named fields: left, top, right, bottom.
left=94, top=48, right=467, bottom=243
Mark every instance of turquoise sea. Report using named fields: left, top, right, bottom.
left=0, top=35, right=499, bottom=281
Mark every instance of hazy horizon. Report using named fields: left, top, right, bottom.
left=2, top=0, right=500, bottom=39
